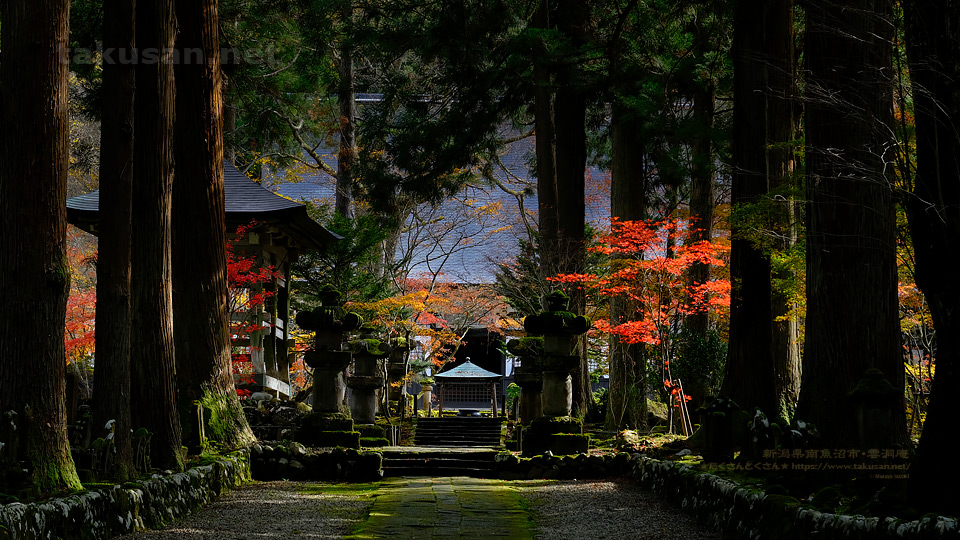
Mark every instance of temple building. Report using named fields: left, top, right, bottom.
left=66, top=161, right=339, bottom=398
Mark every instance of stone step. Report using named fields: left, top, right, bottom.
left=414, top=437, right=501, bottom=447
left=381, top=448, right=498, bottom=478
left=413, top=417, right=503, bottom=447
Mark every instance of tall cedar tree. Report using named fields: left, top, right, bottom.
left=533, top=0, right=560, bottom=279
left=796, top=0, right=905, bottom=446
left=722, top=0, right=779, bottom=414
left=173, top=0, right=256, bottom=451
left=765, top=0, right=801, bottom=417
left=554, top=0, right=592, bottom=418
left=92, top=0, right=137, bottom=481
left=606, top=103, right=649, bottom=429
left=131, top=0, right=184, bottom=471
left=0, top=0, right=83, bottom=497
left=903, top=0, right=960, bottom=514
left=680, top=7, right=722, bottom=415
left=723, top=0, right=801, bottom=419
left=337, top=0, right=357, bottom=218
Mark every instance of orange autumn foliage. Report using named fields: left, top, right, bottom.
left=65, top=226, right=97, bottom=365
left=551, top=217, right=730, bottom=346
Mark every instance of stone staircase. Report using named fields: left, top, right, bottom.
left=413, top=417, right=503, bottom=447
left=381, top=447, right=499, bottom=477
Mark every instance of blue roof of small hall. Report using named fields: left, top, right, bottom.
left=434, top=360, right=502, bottom=379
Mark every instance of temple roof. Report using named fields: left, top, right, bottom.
left=434, top=360, right=502, bottom=380
left=66, top=161, right=340, bottom=250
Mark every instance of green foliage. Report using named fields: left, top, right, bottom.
left=221, top=0, right=339, bottom=172
left=494, top=226, right=605, bottom=319
left=350, top=0, right=530, bottom=214
left=591, top=387, right=609, bottom=422
left=505, top=382, right=522, bottom=416
left=673, top=327, right=728, bottom=399
left=292, top=204, right=393, bottom=308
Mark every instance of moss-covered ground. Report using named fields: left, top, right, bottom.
left=345, top=477, right=535, bottom=539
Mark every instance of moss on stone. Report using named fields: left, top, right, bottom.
left=360, top=437, right=390, bottom=448
left=356, top=424, right=385, bottom=438
left=301, top=413, right=354, bottom=432
left=527, top=415, right=582, bottom=436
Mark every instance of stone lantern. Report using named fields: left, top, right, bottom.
left=524, top=291, right=591, bottom=417
left=346, top=328, right=392, bottom=425
left=295, top=286, right=363, bottom=448
left=507, top=337, right=544, bottom=425
left=386, top=337, right=410, bottom=409
left=848, top=368, right=899, bottom=451
left=520, top=291, right=591, bottom=456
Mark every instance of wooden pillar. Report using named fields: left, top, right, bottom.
left=250, top=244, right=266, bottom=376
left=277, top=258, right=291, bottom=386
left=491, top=381, right=498, bottom=417
left=438, top=382, right=444, bottom=416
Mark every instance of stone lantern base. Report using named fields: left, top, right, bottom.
left=347, top=375, right=385, bottom=425
left=296, top=412, right=360, bottom=449
left=521, top=415, right=589, bottom=457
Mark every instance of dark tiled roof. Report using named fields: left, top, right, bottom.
left=223, top=162, right=304, bottom=213
left=66, top=161, right=340, bottom=250
left=434, top=360, right=502, bottom=379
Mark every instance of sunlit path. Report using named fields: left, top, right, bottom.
left=117, top=476, right=719, bottom=539
left=350, top=477, right=533, bottom=538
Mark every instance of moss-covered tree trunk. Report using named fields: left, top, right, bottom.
left=0, top=0, right=82, bottom=497
left=131, top=0, right=184, bottom=471
left=92, top=0, right=137, bottom=481
left=173, top=0, right=256, bottom=452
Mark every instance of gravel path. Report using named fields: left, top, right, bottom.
left=117, top=481, right=373, bottom=539
left=116, top=477, right=717, bottom=539
left=516, top=478, right=720, bottom=540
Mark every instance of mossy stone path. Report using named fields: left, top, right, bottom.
left=348, top=477, right=534, bottom=538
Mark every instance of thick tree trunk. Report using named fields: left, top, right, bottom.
left=684, top=81, right=716, bottom=415
left=131, top=0, right=184, bottom=471
left=533, top=0, right=559, bottom=281
left=93, top=0, right=137, bottom=481
left=337, top=0, right=356, bottom=219
left=173, top=0, right=256, bottom=453
left=903, top=0, right=960, bottom=514
left=0, top=0, right=82, bottom=498
left=686, top=83, right=715, bottom=338
left=606, top=104, right=648, bottom=430
left=796, top=0, right=903, bottom=448
left=721, top=1, right=779, bottom=415
left=555, top=0, right=591, bottom=418
left=765, top=0, right=801, bottom=419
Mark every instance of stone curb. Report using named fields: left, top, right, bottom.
left=628, top=456, right=960, bottom=539
left=0, top=450, right=251, bottom=540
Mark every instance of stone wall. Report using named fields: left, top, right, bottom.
left=494, top=450, right=631, bottom=480
left=0, top=450, right=250, bottom=540
left=628, top=456, right=960, bottom=539
left=250, top=442, right=383, bottom=482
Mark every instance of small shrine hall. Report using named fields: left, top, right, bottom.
left=66, top=161, right=339, bottom=398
